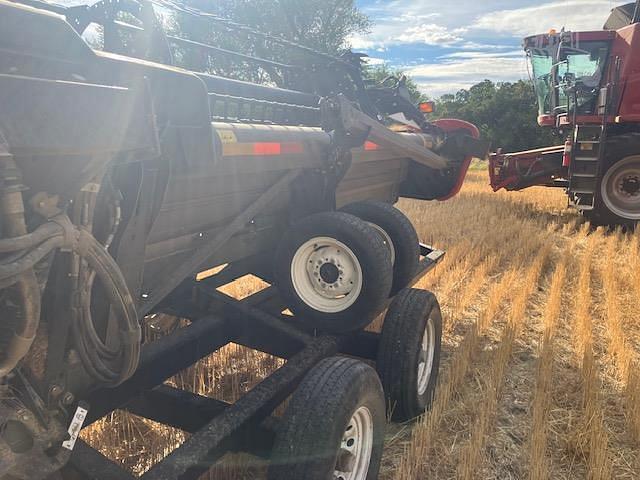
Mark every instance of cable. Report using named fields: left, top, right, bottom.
left=71, top=230, right=140, bottom=385
left=0, top=216, right=140, bottom=386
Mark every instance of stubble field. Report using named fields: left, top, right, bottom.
left=83, top=169, right=640, bottom=479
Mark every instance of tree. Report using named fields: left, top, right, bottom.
left=172, top=0, right=370, bottom=83
left=364, top=64, right=427, bottom=104
left=185, top=0, right=370, bottom=53
left=434, top=80, right=557, bottom=152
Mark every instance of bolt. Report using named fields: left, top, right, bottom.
left=49, top=385, right=63, bottom=398
left=62, top=392, right=75, bottom=406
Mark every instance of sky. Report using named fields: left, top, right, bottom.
left=352, top=0, right=629, bottom=97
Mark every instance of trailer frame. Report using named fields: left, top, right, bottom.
left=59, top=244, right=444, bottom=480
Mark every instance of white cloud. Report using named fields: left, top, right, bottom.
left=365, top=57, right=387, bottom=66
left=474, top=1, right=625, bottom=36
left=406, top=56, right=529, bottom=97
left=394, top=24, right=466, bottom=46
left=353, top=0, right=627, bottom=51
left=351, top=0, right=629, bottom=96
left=439, top=50, right=523, bottom=60
left=459, top=42, right=514, bottom=51
left=348, top=13, right=467, bottom=49
left=348, top=35, right=380, bottom=50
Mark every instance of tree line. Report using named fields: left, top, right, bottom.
left=432, top=79, right=557, bottom=153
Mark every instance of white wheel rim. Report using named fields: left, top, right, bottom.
left=367, top=222, right=395, bottom=266
left=290, top=237, right=363, bottom=313
left=417, top=316, right=436, bottom=396
left=601, top=155, right=640, bottom=220
left=333, top=406, right=374, bottom=480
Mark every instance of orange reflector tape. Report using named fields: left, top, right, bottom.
left=222, top=142, right=304, bottom=157
left=364, top=141, right=380, bottom=151
left=253, top=142, right=281, bottom=155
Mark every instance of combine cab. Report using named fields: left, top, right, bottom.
left=490, top=1, right=640, bottom=226
left=0, top=0, right=486, bottom=478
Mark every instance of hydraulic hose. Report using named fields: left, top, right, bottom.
left=70, top=230, right=140, bottom=385
left=0, top=222, right=63, bottom=253
left=0, top=236, right=64, bottom=279
left=0, top=217, right=140, bottom=384
left=0, top=143, right=140, bottom=384
left=0, top=150, right=42, bottom=378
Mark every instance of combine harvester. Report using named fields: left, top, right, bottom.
left=0, top=0, right=487, bottom=478
left=490, top=1, right=640, bottom=227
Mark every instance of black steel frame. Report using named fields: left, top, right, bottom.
left=63, top=244, right=444, bottom=480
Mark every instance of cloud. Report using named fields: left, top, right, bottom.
left=394, top=24, right=466, bottom=46
left=351, top=0, right=628, bottom=96
left=349, top=25, right=464, bottom=49
left=460, top=42, right=515, bottom=51
left=354, top=0, right=625, bottom=51
left=364, top=57, right=386, bottom=66
left=406, top=56, right=529, bottom=97
left=348, top=12, right=467, bottom=49
left=439, top=50, right=523, bottom=60
left=473, top=1, right=623, bottom=36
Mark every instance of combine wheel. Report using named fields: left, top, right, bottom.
left=593, top=155, right=640, bottom=226
left=377, top=288, right=442, bottom=421
left=268, top=356, right=385, bottom=480
left=275, top=212, right=392, bottom=333
left=340, top=201, right=419, bottom=295
left=584, top=134, right=640, bottom=227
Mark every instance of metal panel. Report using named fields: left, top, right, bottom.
left=0, top=74, right=155, bottom=156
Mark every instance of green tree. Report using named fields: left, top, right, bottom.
left=434, top=79, right=557, bottom=152
left=186, top=0, right=370, bottom=53
left=172, top=0, right=369, bottom=83
left=364, top=64, right=427, bottom=104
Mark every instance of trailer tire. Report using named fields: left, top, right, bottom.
left=377, top=288, right=442, bottom=421
left=340, top=201, right=419, bottom=295
left=275, top=211, right=392, bottom=333
left=268, top=356, right=385, bottom=480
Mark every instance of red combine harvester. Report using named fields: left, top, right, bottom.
left=490, top=1, right=640, bottom=226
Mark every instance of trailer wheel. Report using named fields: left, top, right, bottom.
left=340, top=201, right=419, bottom=295
left=275, top=212, right=392, bottom=333
left=377, top=288, right=442, bottom=421
left=268, top=356, right=385, bottom=480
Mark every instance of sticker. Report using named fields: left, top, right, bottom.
left=217, top=130, right=238, bottom=144
left=62, top=405, right=88, bottom=451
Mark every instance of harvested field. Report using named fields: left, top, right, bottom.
left=83, top=169, right=640, bottom=479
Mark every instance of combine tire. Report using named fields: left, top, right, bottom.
left=268, top=356, right=385, bottom=480
left=585, top=134, right=640, bottom=227
left=275, top=211, right=392, bottom=333
left=341, top=200, right=419, bottom=295
left=377, top=288, right=442, bottom=421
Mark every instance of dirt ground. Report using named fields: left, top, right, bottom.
left=84, top=169, right=640, bottom=479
